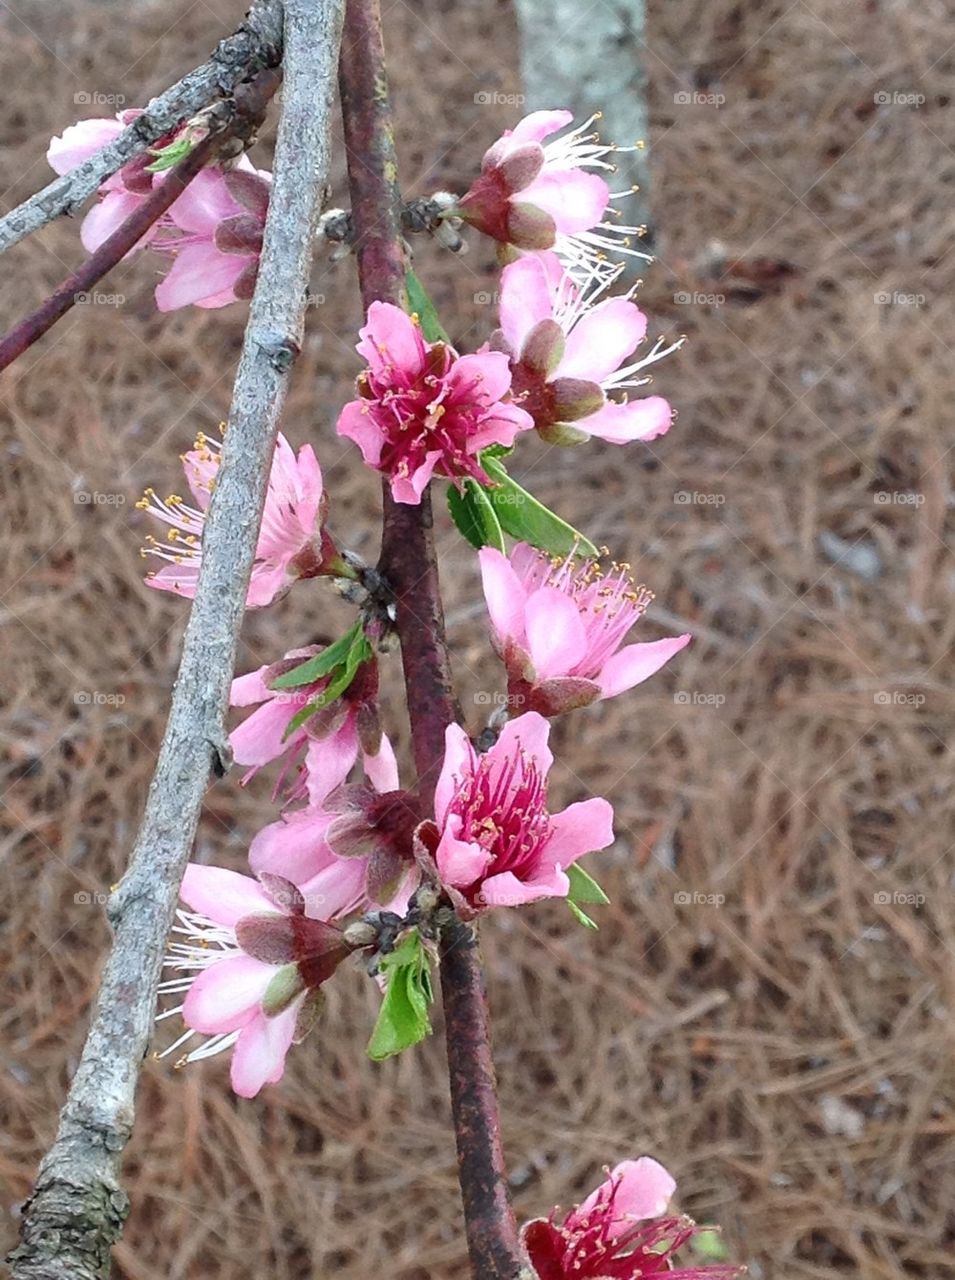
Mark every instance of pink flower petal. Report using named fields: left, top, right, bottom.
left=155, top=244, right=245, bottom=312
left=436, top=826, right=492, bottom=889
left=246, top=562, right=291, bottom=608
left=363, top=732, right=400, bottom=793
left=336, top=401, right=384, bottom=466
left=596, top=634, right=691, bottom=699
left=492, top=711, right=553, bottom=776
left=230, top=667, right=273, bottom=708
left=180, top=864, right=274, bottom=927
left=230, top=1004, right=299, bottom=1098
left=479, top=547, right=528, bottom=646
left=47, top=117, right=124, bottom=175
left=166, top=168, right=242, bottom=234
left=79, top=191, right=147, bottom=253
left=435, top=723, right=476, bottom=826
left=298, top=857, right=368, bottom=920
left=578, top=395, right=673, bottom=443
left=468, top=402, right=534, bottom=453
left=499, top=255, right=555, bottom=354
left=390, top=450, right=441, bottom=504
left=182, top=955, right=274, bottom=1034
left=305, top=718, right=359, bottom=807
left=560, top=298, right=648, bottom=383
left=478, top=868, right=567, bottom=906
left=447, top=350, right=514, bottom=410
left=524, top=585, right=589, bottom=680
left=230, top=698, right=301, bottom=768
left=146, top=562, right=200, bottom=599
left=576, top=1157, right=676, bottom=1233
left=545, top=797, right=614, bottom=868
left=521, top=169, right=609, bottom=235
left=509, top=109, right=574, bottom=147
left=357, top=301, right=426, bottom=376
left=249, top=809, right=335, bottom=885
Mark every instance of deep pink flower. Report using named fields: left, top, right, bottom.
left=431, top=712, right=613, bottom=909
left=479, top=543, right=690, bottom=715
left=452, top=111, right=648, bottom=279
left=154, top=168, right=270, bottom=311
left=159, top=865, right=352, bottom=1097
left=336, top=302, right=532, bottom=504
left=496, top=251, right=682, bottom=445
left=140, top=430, right=340, bottom=607
left=522, top=1159, right=741, bottom=1280
left=230, top=647, right=393, bottom=806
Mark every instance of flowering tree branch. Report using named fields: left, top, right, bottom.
left=0, top=0, right=284, bottom=255
left=0, top=70, right=280, bottom=375
left=7, top=2, right=345, bottom=1276
left=338, top=3, right=528, bottom=1276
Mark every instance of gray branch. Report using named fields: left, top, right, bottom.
left=7, top=0, right=345, bottom=1275
left=0, top=0, right=285, bottom=256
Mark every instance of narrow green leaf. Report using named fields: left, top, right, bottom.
left=690, top=1230, right=728, bottom=1262
left=282, top=630, right=372, bottom=738
left=447, top=480, right=506, bottom=552
left=367, top=929, right=434, bottom=1061
left=271, top=622, right=364, bottom=689
left=405, top=269, right=450, bottom=344
left=567, top=863, right=611, bottom=906
left=146, top=136, right=196, bottom=173
left=567, top=900, right=599, bottom=930
left=481, top=455, right=598, bottom=557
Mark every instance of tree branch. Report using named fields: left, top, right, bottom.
left=338, top=4, right=527, bottom=1276
left=0, top=0, right=284, bottom=256
left=0, top=69, right=281, bottom=375
left=7, top=2, right=345, bottom=1276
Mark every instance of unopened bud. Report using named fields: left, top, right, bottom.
left=344, top=920, right=379, bottom=948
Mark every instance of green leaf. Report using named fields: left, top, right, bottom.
left=567, top=900, right=599, bottom=930
left=282, top=628, right=372, bottom=738
left=567, top=863, right=610, bottom=906
left=406, top=269, right=450, bottom=344
left=447, top=479, right=506, bottom=552
left=690, top=1230, right=729, bottom=1262
left=367, top=929, right=434, bottom=1060
left=481, top=455, right=598, bottom=558
left=271, top=622, right=364, bottom=689
left=146, top=135, right=196, bottom=173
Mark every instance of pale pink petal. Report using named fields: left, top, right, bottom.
left=492, top=711, right=553, bottom=776
left=596, top=634, right=691, bottom=699
left=229, top=698, right=301, bottom=768
left=545, top=797, right=614, bottom=868
left=524, top=586, right=588, bottom=679
left=289, top=443, right=324, bottom=536
left=578, top=396, right=672, bottom=443
left=560, top=298, right=648, bottom=383
left=363, top=732, right=400, bottom=793
left=299, top=857, right=368, bottom=919
left=245, top=562, right=291, bottom=607
left=80, top=191, right=147, bottom=253
left=155, top=244, right=245, bottom=312
left=230, top=1004, right=299, bottom=1098
left=47, top=117, right=124, bottom=174
left=478, top=868, right=567, bottom=906
left=390, top=450, right=440, bottom=504
left=304, top=719, right=359, bottom=806
left=435, top=723, right=475, bottom=826
left=180, top=864, right=274, bottom=926
left=576, top=1158, right=676, bottom=1232
left=498, top=255, right=555, bottom=353
left=509, top=109, right=574, bottom=147
left=146, top=562, right=200, bottom=598
left=479, top=547, right=528, bottom=645
left=230, top=667, right=273, bottom=707
left=447, top=350, right=514, bottom=407
left=182, top=955, right=274, bottom=1034
left=357, top=301, right=426, bottom=375
left=436, top=827, right=492, bottom=889
left=166, top=168, right=242, bottom=234
left=468, top=402, right=533, bottom=452
left=248, top=809, right=335, bottom=885
left=521, top=170, right=609, bottom=235
left=337, top=401, right=384, bottom=466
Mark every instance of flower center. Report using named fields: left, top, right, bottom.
left=453, top=750, right=552, bottom=888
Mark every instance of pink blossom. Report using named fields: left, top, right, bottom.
left=159, top=865, right=352, bottom=1097
left=140, top=430, right=340, bottom=607
left=154, top=168, right=270, bottom=311
left=496, top=252, right=682, bottom=445
left=230, top=646, right=391, bottom=806
left=479, top=543, right=690, bottom=715
left=522, top=1159, right=740, bottom=1280
left=452, top=111, right=649, bottom=279
left=336, top=302, right=532, bottom=504
left=430, top=712, right=613, bottom=909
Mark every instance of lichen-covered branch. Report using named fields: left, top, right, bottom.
left=7, top=2, right=345, bottom=1276
left=0, top=0, right=284, bottom=256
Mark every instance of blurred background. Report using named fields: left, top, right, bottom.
left=1, top=1, right=953, bottom=1276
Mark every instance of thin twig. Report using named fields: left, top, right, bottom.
left=0, top=0, right=284, bottom=256
left=7, top=2, right=345, bottom=1276
left=338, top=4, right=528, bottom=1276
left=0, top=68, right=281, bottom=375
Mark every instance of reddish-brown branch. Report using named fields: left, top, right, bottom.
left=338, top=3, right=526, bottom=1277
left=0, top=70, right=280, bottom=376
